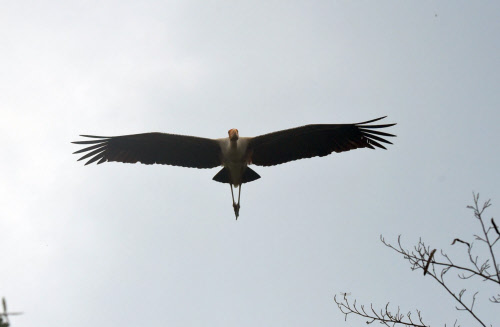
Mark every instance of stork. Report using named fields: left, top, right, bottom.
left=73, top=116, right=396, bottom=219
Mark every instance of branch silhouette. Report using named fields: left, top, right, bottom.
left=335, top=193, right=499, bottom=327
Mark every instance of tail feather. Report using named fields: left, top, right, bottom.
left=242, top=167, right=261, bottom=183
left=212, top=167, right=261, bottom=184
left=212, top=167, right=231, bottom=183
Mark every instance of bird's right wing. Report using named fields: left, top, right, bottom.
left=72, top=132, right=222, bottom=169
left=247, top=116, right=396, bottom=167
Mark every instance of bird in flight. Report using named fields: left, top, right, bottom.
left=73, top=116, right=396, bottom=219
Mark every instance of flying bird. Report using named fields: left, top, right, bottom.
left=73, top=116, right=396, bottom=219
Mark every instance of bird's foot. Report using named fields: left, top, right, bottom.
left=233, top=203, right=240, bottom=220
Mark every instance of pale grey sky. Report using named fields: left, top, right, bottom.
left=1, top=1, right=499, bottom=326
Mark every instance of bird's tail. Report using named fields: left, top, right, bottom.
left=212, top=167, right=261, bottom=184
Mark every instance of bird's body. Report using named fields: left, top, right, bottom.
left=217, top=134, right=251, bottom=186
left=73, top=117, right=396, bottom=218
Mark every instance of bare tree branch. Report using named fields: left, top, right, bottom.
left=334, top=294, right=428, bottom=327
left=381, top=237, right=488, bottom=327
left=335, top=193, right=499, bottom=327
left=469, top=193, right=500, bottom=283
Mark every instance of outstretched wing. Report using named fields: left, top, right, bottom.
left=247, top=116, right=396, bottom=167
left=72, top=132, right=222, bottom=169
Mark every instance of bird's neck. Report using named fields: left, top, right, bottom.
left=229, top=139, right=238, bottom=148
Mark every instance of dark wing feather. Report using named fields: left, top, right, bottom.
left=72, top=132, right=221, bottom=168
left=247, top=116, right=396, bottom=167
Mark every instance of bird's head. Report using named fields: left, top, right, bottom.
left=228, top=128, right=239, bottom=141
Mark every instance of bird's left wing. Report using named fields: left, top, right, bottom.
left=73, top=132, right=221, bottom=169
left=247, top=116, right=396, bottom=167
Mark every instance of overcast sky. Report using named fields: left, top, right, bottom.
left=1, top=1, right=499, bottom=326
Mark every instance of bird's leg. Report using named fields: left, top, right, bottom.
left=230, top=184, right=239, bottom=219
left=237, top=184, right=241, bottom=215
